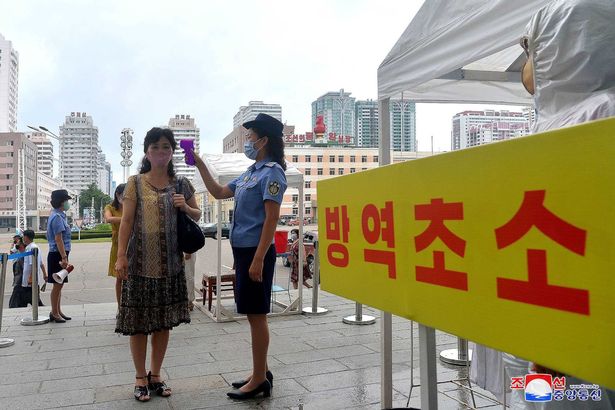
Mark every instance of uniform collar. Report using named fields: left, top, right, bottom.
left=250, top=158, right=273, bottom=171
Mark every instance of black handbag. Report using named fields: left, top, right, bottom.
left=176, top=178, right=205, bottom=254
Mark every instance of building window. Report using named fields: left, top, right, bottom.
left=317, top=168, right=323, bottom=175
left=329, top=155, right=335, bottom=162
left=361, top=155, right=367, bottom=163
left=362, top=167, right=368, bottom=171
left=350, top=168, right=356, bottom=173
left=305, top=181, right=311, bottom=188
left=317, top=155, right=323, bottom=163
left=292, top=155, right=298, bottom=162
left=338, top=168, right=344, bottom=175
left=305, top=207, right=311, bottom=215
left=374, top=155, right=379, bottom=162
left=329, top=169, right=335, bottom=175
left=350, top=155, right=356, bottom=162
left=305, top=194, right=311, bottom=201
left=305, top=155, right=311, bottom=162
left=292, top=194, right=298, bottom=202
left=338, top=155, right=344, bottom=162
left=305, top=168, right=311, bottom=175
left=292, top=208, right=298, bottom=216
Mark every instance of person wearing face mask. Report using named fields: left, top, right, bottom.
left=46, top=189, right=73, bottom=323
left=114, top=127, right=201, bottom=402
left=289, top=228, right=312, bottom=289
left=190, top=113, right=287, bottom=400
left=104, top=183, right=126, bottom=305
left=499, top=2, right=615, bottom=408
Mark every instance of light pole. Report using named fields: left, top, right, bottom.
left=120, top=129, right=134, bottom=183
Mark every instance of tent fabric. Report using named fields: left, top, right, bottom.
left=525, top=0, right=615, bottom=133
left=377, top=0, right=551, bottom=104
left=191, top=153, right=303, bottom=193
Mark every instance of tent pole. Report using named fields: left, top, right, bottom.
left=378, top=98, right=393, bottom=408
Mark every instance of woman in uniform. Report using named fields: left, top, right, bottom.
left=191, top=113, right=287, bottom=400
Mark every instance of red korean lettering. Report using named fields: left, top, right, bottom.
left=553, top=376, right=566, bottom=391
left=495, top=190, right=589, bottom=315
left=414, top=198, right=468, bottom=291
left=362, top=202, right=396, bottom=279
left=510, top=377, right=524, bottom=389
left=325, top=206, right=350, bottom=267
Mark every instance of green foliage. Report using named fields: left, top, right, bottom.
left=78, top=183, right=112, bottom=221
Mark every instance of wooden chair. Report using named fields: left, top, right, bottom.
left=201, top=272, right=236, bottom=312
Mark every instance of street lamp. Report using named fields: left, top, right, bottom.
left=120, top=128, right=134, bottom=183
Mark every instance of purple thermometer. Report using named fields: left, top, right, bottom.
left=180, top=139, right=195, bottom=165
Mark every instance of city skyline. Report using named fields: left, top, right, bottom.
left=1, top=1, right=526, bottom=184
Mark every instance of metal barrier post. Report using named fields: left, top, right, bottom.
left=302, top=241, right=328, bottom=315
left=440, top=337, right=473, bottom=366
left=21, top=247, right=49, bottom=326
left=343, top=302, right=376, bottom=325
left=0, top=253, right=15, bottom=348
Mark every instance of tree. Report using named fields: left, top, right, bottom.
left=78, top=183, right=112, bottom=223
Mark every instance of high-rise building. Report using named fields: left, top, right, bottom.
left=59, top=112, right=100, bottom=193
left=451, top=109, right=530, bottom=150
left=168, top=114, right=200, bottom=180
left=233, top=101, right=282, bottom=129
left=97, top=149, right=112, bottom=195
left=523, top=106, right=536, bottom=130
left=27, top=131, right=54, bottom=178
left=390, top=99, right=417, bottom=151
left=0, top=133, right=37, bottom=228
left=0, top=33, right=19, bottom=133
left=312, top=89, right=356, bottom=144
left=355, top=100, right=379, bottom=148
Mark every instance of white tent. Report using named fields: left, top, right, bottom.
left=378, top=0, right=551, bottom=104
left=192, top=153, right=306, bottom=321
left=376, top=1, right=552, bottom=408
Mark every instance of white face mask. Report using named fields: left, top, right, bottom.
left=290, top=233, right=298, bottom=241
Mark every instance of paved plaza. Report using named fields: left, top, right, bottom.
left=1, top=238, right=501, bottom=409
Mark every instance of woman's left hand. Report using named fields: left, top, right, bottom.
left=248, top=257, right=264, bottom=282
left=173, top=194, right=188, bottom=212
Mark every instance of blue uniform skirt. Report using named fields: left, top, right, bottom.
left=232, top=245, right=276, bottom=314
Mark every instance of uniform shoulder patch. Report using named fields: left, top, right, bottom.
left=265, top=161, right=277, bottom=168
left=268, top=181, right=280, bottom=196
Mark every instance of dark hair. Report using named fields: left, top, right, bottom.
left=23, top=229, right=35, bottom=241
left=51, top=198, right=64, bottom=209
left=111, top=183, right=126, bottom=210
left=251, top=127, right=287, bottom=171
left=139, top=127, right=177, bottom=176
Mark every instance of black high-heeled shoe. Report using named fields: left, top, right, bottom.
left=59, top=313, right=72, bottom=320
left=231, top=370, right=273, bottom=389
left=49, top=312, right=66, bottom=323
left=227, top=379, right=271, bottom=400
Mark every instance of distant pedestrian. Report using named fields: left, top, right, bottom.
left=104, top=183, right=126, bottom=304
left=46, top=189, right=73, bottom=323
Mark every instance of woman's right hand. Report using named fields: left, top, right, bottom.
left=115, top=255, right=129, bottom=280
left=188, top=147, right=204, bottom=167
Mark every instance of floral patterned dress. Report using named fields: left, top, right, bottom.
left=115, top=174, right=193, bottom=335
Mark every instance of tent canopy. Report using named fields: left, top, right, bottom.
left=377, top=0, right=551, bottom=104
left=192, top=153, right=303, bottom=193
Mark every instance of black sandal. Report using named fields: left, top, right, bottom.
left=134, top=376, right=150, bottom=402
left=147, top=371, right=172, bottom=397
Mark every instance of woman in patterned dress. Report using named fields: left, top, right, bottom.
left=114, top=127, right=201, bottom=402
left=104, top=183, right=125, bottom=305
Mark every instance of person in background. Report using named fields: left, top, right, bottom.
left=191, top=113, right=287, bottom=400
left=289, top=228, right=312, bottom=289
left=8, top=240, right=27, bottom=308
left=104, top=183, right=126, bottom=304
left=184, top=252, right=196, bottom=311
left=46, top=189, right=73, bottom=323
left=21, top=229, right=46, bottom=307
left=115, top=127, right=201, bottom=402
left=10, top=233, right=22, bottom=254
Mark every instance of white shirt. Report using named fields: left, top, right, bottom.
left=22, top=243, right=45, bottom=287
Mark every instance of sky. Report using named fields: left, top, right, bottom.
left=2, top=0, right=520, bottom=183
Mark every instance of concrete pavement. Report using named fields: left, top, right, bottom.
left=0, top=239, right=502, bottom=409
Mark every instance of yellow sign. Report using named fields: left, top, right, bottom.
left=318, top=118, right=615, bottom=390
